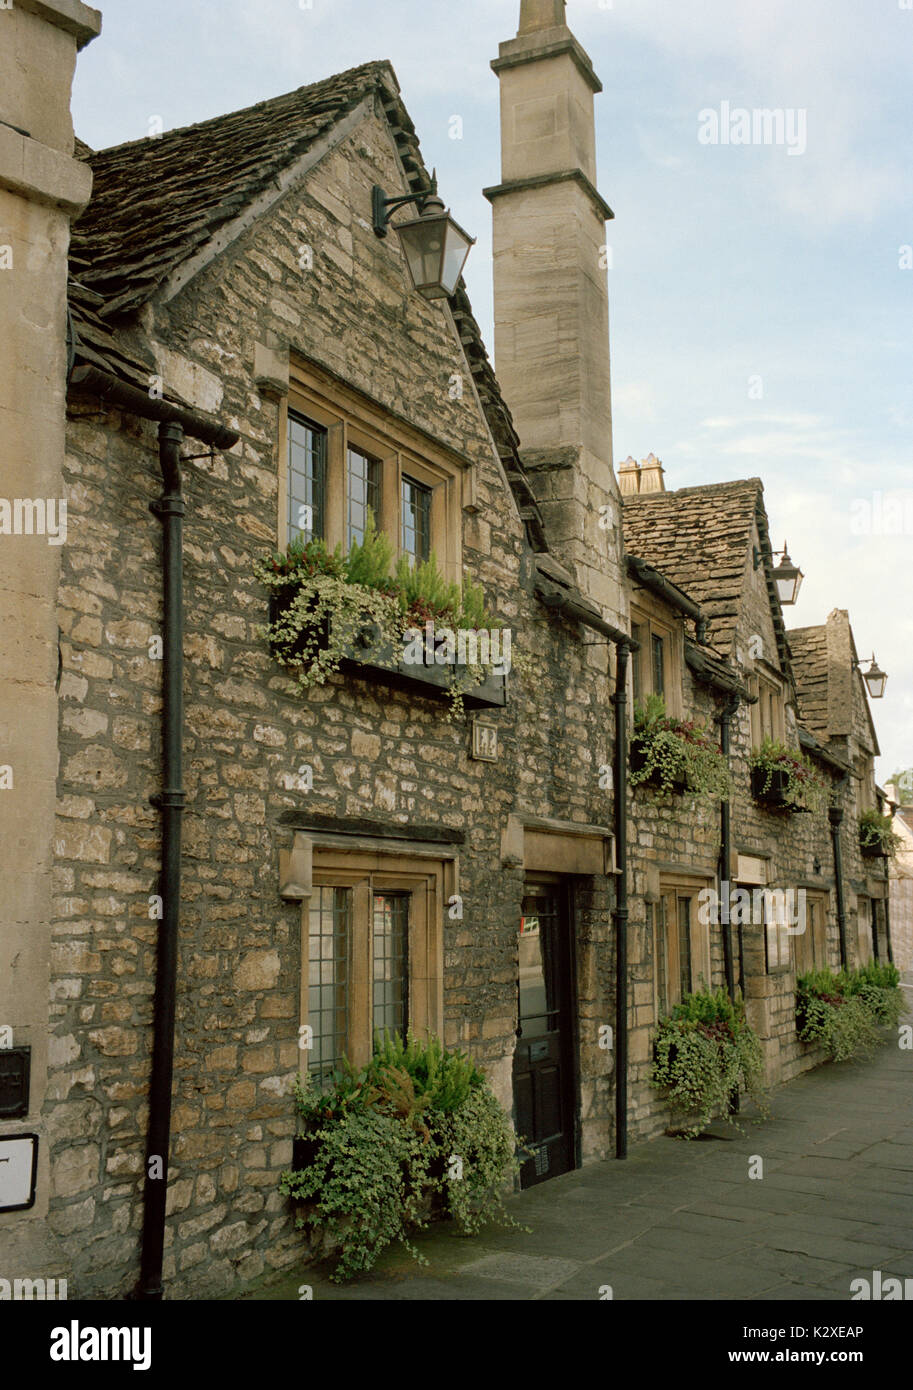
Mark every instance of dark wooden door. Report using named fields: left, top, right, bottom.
left=513, top=883, right=576, bottom=1188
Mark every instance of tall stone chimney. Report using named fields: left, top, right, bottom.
left=485, top=0, right=623, bottom=618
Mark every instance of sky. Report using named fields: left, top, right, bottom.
left=71, top=0, right=913, bottom=782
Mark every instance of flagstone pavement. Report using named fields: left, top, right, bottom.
left=238, top=986, right=913, bottom=1301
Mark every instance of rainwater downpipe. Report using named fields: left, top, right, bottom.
left=829, top=805, right=849, bottom=969
left=136, top=421, right=187, bottom=1300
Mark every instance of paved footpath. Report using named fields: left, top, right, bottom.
left=240, top=1001, right=913, bottom=1301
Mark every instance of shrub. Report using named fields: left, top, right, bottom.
left=796, top=963, right=903, bottom=1059
left=650, top=988, right=767, bottom=1136
left=279, top=1033, right=520, bottom=1281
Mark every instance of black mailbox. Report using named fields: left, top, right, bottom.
left=0, top=1047, right=31, bottom=1119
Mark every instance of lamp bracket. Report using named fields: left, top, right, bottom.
left=373, top=172, right=440, bottom=238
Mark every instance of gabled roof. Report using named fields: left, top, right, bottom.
left=621, top=477, right=793, bottom=683
left=71, top=61, right=396, bottom=317
left=67, top=61, right=548, bottom=550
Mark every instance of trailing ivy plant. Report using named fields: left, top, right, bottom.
left=858, top=809, right=903, bottom=859
left=630, top=693, right=730, bottom=801
left=749, top=737, right=828, bottom=813
left=254, top=516, right=518, bottom=720
left=796, top=963, right=903, bottom=1060
left=650, top=987, right=767, bottom=1137
left=279, top=1032, right=522, bottom=1282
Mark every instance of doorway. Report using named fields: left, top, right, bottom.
left=512, top=878, right=578, bottom=1188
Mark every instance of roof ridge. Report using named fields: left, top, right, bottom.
left=85, top=59, right=398, bottom=161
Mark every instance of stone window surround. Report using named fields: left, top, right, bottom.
left=276, top=355, right=472, bottom=587
left=279, top=831, right=456, bottom=1068
left=629, top=596, right=683, bottom=719
left=651, top=872, right=713, bottom=1019
left=748, top=667, right=786, bottom=747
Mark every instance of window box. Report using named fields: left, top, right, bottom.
left=749, top=739, right=827, bottom=814
left=267, top=593, right=506, bottom=709
left=750, top=765, right=792, bottom=808
left=630, top=739, right=688, bottom=794
left=858, top=811, right=901, bottom=860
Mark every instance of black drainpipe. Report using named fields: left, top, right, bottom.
left=718, top=696, right=740, bottom=1001
left=829, top=806, right=848, bottom=968
left=136, top=422, right=186, bottom=1299
left=613, top=641, right=630, bottom=1159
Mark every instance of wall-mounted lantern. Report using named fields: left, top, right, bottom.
left=753, top=539, right=804, bottom=605
left=373, top=171, right=475, bottom=300
left=856, top=653, right=888, bottom=700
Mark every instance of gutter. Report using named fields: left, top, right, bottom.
left=626, top=554, right=707, bottom=641
left=69, top=362, right=239, bottom=1299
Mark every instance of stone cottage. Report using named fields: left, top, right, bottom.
left=618, top=465, right=884, bottom=1133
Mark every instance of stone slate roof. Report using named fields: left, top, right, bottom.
left=622, top=477, right=793, bottom=684
left=67, top=61, right=548, bottom=550
left=787, top=625, right=829, bottom=737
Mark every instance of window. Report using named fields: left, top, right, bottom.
left=764, top=890, right=793, bottom=973
left=288, top=412, right=326, bottom=542
left=856, top=897, right=872, bottom=966
left=291, top=843, right=451, bottom=1087
left=307, top=886, right=349, bottom=1087
left=793, top=894, right=828, bottom=976
left=280, top=358, right=468, bottom=581
left=347, top=446, right=381, bottom=548
left=654, top=881, right=712, bottom=1016
left=749, top=671, right=786, bottom=746
left=373, top=892, right=408, bottom=1037
left=631, top=623, right=645, bottom=703
left=630, top=606, right=681, bottom=715
left=651, top=633, right=665, bottom=699
left=401, top=475, right=431, bottom=565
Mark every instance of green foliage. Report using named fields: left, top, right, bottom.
left=650, top=988, right=767, bottom=1137
left=365, top=1029, right=485, bottom=1113
left=343, top=512, right=397, bottom=592
left=858, top=809, right=903, bottom=858
left=749, top=737, right=828, bottom=813
left=254, top=528, right=510, bottom=719
left=631, top=696, right=730, bottom=802
left=280, top=1033, right=520, bottom=1282
left=796, top=963, right=904, bottom=1058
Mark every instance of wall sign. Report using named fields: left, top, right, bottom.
left=471, top=720, right=498, bottom=761
left=0, top=1046, right=30, bottom=1119
left=0, top=1133, right=38, bottom=1212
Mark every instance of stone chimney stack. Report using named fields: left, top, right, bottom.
left=618, top=454, right=666, bottom=497
left=485, top=0, right=623, bottom=617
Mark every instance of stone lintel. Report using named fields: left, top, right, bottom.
left=483, top=168, right=614, bottom=223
